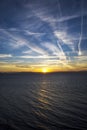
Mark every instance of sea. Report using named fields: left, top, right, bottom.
left=0, top=72, right=87, bottom=130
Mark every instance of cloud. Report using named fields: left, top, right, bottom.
left=0, top=0, right=87, bottom=72
left=15, top=65, right=31, bottom=68
left=54, top=31, right=73, bottom=45
left=1, top=29, right=49, bottom=55
left=0, top=54, right=12, bottom=58
left=41, top=41, right=67, bottom=61
left=78, top=1, right=84, bottom=56
left=22, top=50, right=32, bottom=54
left=18, top=55, right=58, bottom=59
left=1, top=29, right=26, bottom=48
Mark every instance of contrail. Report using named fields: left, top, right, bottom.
left=57, top=40, right=66, bottom=60
left=57, top=0, right=62, bottom=17
left=56, top=0, right=62, bottom=29
left=56, top=0, right=66, bottom=61
left=78, top=0, right=84, bottom=55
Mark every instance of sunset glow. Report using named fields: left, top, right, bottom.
left=0, top=0, right=87, bottom=73
left=42, top=68, right=48, bottom=73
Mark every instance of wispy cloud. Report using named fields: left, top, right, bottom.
left=17, top=55, right=58, bottom=59
left=0, top=54, right=12, bottom=58
left=0, top=0, right=87, bottom=72
left=41, top=42, right=66, bottom=60
left=1, top=29, right=49, bottom=55
left=78, top=0, right=84, bottom=56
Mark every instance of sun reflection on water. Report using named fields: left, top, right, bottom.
left=32, top=79, right=52, bottom=128
left=38, top=80, right=51, bottom=109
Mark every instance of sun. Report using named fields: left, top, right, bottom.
left=42, top=68, right=48, bottom=73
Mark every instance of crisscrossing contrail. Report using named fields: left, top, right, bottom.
left=78, top=0, right=84, bottom=55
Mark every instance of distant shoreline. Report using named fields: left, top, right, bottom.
left=0, top=71, right=87, bottom=75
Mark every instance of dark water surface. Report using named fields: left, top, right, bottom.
left=0, top=72, right=87, bottom=130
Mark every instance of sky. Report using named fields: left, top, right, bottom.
left=0, top=0, right=87, bottom=72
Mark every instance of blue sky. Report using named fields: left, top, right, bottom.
left=0, top=0, right=87, bottom=72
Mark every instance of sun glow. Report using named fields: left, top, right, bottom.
left=42, top=68, right=48, bottom=73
